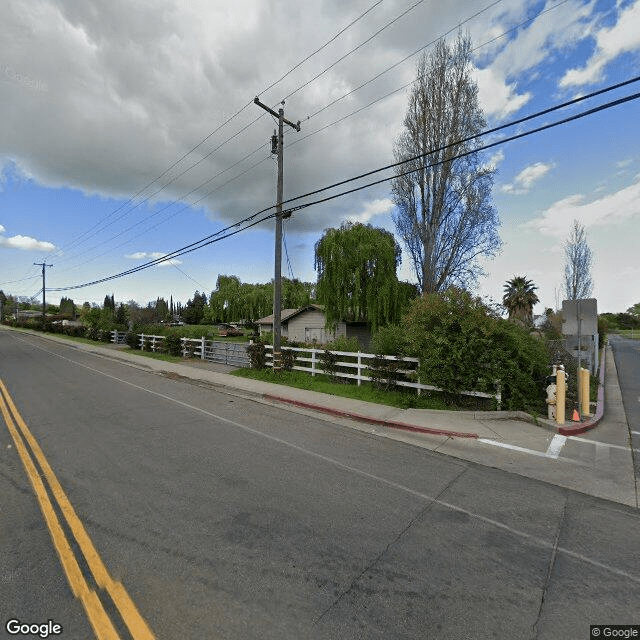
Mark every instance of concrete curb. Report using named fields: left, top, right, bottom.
left=557, top=345, right=607, bottom=436
left=263, top=394, right=479, bottom=439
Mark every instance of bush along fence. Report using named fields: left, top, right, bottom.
left=258, top=343, right=501, bottom=407
left=112, top=331, right=500, bottom=406
left=110, top=331, right=250, bottom=367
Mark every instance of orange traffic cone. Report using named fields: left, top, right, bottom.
left=572, top=409, right=580, bottom=421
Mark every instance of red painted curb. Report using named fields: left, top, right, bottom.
left=263, top=394, right=479, bottom=439
left=557, top=347, right=606, bottom=436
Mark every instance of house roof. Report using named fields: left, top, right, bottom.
left=256, top=304, right=324, bottom=325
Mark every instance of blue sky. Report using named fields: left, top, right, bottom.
left=1, top=0, right=639, bottom=314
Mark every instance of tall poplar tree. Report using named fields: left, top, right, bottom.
left=392, top=33, right=500, bottom=294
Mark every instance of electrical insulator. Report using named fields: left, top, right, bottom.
left=271, top=131, right=278, bottom=155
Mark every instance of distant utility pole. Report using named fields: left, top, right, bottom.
left=253, top=97, right=300, bottom=371
left=34, top=262, right=53, bottom=325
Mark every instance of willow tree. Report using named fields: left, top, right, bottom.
left=314, top=222, right=404, bottom=331
left=392, top=33, right=500, bottom=294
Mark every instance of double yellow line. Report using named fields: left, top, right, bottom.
left=0, top=379, right=156, bottom=640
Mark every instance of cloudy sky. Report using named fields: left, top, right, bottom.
left=1, top=0, right=639, bottom=314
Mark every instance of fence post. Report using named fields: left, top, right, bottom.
left=181, top=337, right=186, bottom=357
left=311, top=349, right=316, bottom=377
left=111, top=330, right=116, bottom=344
left=140, top=333, right=145, bottom=350
left=357, top=352, right=362, bottom=387
left=200, top=336, right=205, bottom=360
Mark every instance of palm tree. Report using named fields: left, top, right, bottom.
left=503, top=276, right=540, bottom=325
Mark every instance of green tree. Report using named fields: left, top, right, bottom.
left=627, top=302, right=640, bottom=317
left=315, top=222, right=404, bottom=331
left=115, top=303, right=128, bottom=326
left=403, top=288, right=548, bottom=410
left=0, top=290, right=7, bottom=322
left=502, top=276, right=539, bottom=326
left=392, top=33, right=500, bottom=294
left=183, top=290, right=207, bottom=324
left=59, top=296, right=76, bottom=318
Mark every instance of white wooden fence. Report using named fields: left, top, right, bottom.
left=110, top=331, right=250, bottom=367
left=266, top=345, right=501, bottom=405
left=110, top=331, right=499, bottom=405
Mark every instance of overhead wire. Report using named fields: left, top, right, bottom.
left=48, top=0, right=502, bottom=277
left=44, top=0, right=390, bottom=264
left=48, top=80, right=640, bottom=292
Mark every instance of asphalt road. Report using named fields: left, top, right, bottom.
left=610, top=335, right=640, bottom=484
left=1, top=330, right=639, bottom=640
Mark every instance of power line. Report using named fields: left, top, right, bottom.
left=282, top=75, right=640, bottom=212
left=44, top=1, right=388, bottom=265
left=48, top=82, right=640, bottom=293
left=46, top=1, right=508, bottom=277
left=281, top=91, right=640, bottom=218
left=39, top=1, right=516, bottom=280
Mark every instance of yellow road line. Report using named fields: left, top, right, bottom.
left=0, top=391, right=120, bottom=640
left=0, top=379, right=156, bottom=640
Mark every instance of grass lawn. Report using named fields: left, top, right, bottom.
left=230, top=367, right=486, bottom=411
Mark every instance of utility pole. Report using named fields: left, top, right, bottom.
left=34, top=262, right=53, bottom=326
left=254, top=97, right=300, bottom=371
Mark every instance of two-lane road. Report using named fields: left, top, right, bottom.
left=610, top=334, right=640, bottom=484
left=1, top=329, right=639, bottom=639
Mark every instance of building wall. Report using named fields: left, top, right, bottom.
left=258, top=322, right=289, bottom=339
left=287, top=309, right=338, bottom=343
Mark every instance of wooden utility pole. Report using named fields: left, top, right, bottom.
left=34, top=262, right=53, bottom=326
left=253, top=97, right=300, bottom=370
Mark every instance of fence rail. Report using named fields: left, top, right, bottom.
left=110, top=332, right=250, bottom=367
left=266, top=345, right=500, bottom=405
left=110, top=332, right=499, bottom=405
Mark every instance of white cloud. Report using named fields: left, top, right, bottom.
left=525, top=175, right=640, bottom=237
left=0, top=230, right=55, bottom=251
left=346, top=197, right=394, bottom=224
left=560, top=0, right=640, bottom=87
left=474, top=0, right=593, bottom=118
left=474, top=66, right=531, bottom=119
left=501, top=162, right=554, bottom=194
left=125, top=251, right=182, bottom=266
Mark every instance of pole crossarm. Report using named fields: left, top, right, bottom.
left=254, top=97, right=301, bottom=131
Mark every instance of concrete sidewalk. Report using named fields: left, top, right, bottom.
left=4, top=327, right=637, bottom=507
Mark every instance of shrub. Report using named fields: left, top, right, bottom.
left=164, top=332, right=183, bottom=357
left=325, top=335, right=360, bottom=353
left=404, top=288, right=548, bottom=412
left=125, top=331, right=139, bottom=349
left=246, top=339, right=267, bottom=369
left=371, top=324, right=408, bottom=356
left=319, top=349, right=339, bottom=381
left=368, top=353, right=405, bottom=391
left=281, top=348, right=297, bottom=371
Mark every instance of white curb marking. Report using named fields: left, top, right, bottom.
left=546, top=434, right=567, bottom=459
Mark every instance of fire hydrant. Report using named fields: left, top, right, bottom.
left=546, top=365, right=567, bottom=423
left=546, top=380, right=557, bottom=420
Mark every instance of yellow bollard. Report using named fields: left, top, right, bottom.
left=556, top=366, right=566, bottom=425
left=581, top=367, right=590, bottom=417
